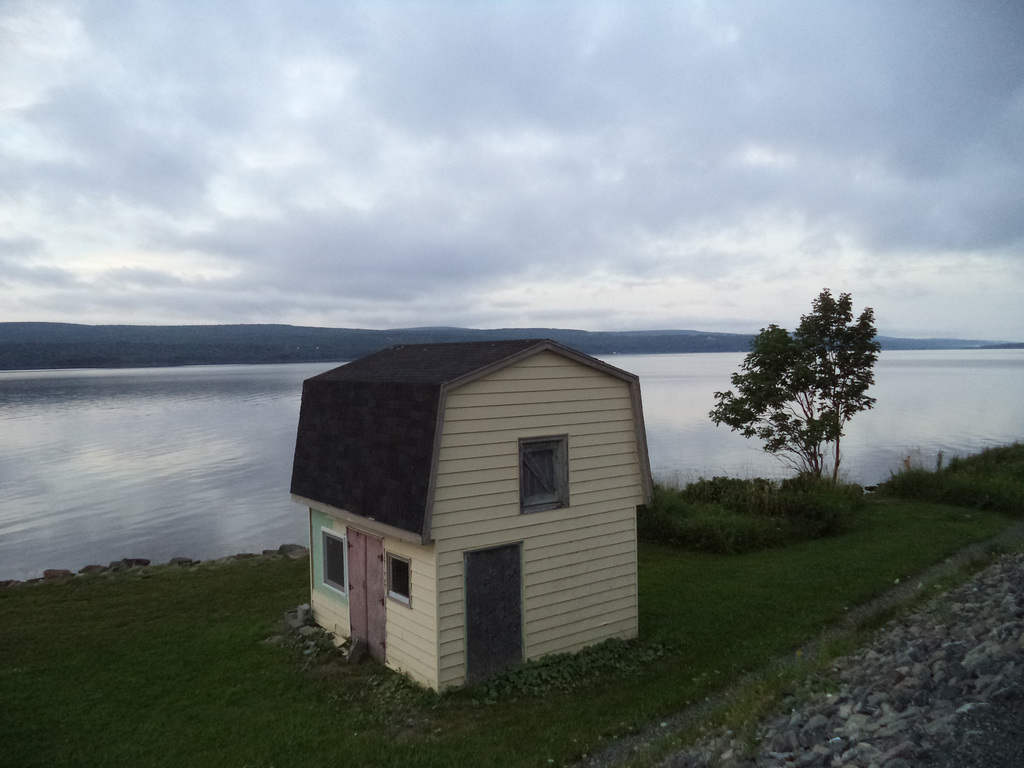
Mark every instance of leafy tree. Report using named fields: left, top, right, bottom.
left=709, top=289, right=881, bottom=482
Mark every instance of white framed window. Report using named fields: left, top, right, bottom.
left=519, top=436, right=569, bottom=513
left=387, top=553, right=411, bottom=606
left=322, top=529, right=347, bottom=594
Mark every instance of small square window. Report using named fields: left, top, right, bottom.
left=322, top=530, right=347, bottom=594
left=520, top=436, right=569, bottom=512
left=388, top=554, right=411, bottom=605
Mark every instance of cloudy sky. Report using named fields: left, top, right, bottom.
left=2, top=1, right=1022, bottom=340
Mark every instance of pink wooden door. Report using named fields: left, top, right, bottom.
left=348, top=529, right=386, bottom=661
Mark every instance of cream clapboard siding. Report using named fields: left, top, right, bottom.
left=381, top=538, right=439, bottom=689
left=432, top=351, right=643, bottom=689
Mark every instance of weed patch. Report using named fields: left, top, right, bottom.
left=879, top=442, right=1024, bottom=516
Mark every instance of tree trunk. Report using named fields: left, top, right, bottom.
left=831, top=424, right=842, bottom=483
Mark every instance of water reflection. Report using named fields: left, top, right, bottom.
left=0, top=363, right=336, bottom=580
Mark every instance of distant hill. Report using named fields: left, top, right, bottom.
left=0, top=322, right=1012, bottom=371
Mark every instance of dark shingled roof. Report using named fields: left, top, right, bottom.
left=290, top=339, right=647, bottom=541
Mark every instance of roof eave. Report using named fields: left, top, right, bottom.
left=291, top=494, right=427, bottom=545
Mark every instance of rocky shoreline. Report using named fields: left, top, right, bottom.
left=661, top=549, right=1024, bottom=768
left=0, top=543, right=309, bottom=588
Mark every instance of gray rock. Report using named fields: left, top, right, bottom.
left=658, top=550, right=1024, bottom=768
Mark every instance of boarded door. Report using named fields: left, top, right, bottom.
left=465, top=543, right=523, bottom=682
left=349, top=529, right=386, bottom=661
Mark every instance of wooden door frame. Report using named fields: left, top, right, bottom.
left=464, top=542, right=524, bottom=683
left=348, top=528, right=386, bottom=661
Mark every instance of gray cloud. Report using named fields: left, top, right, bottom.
left=1, top=0, right=1022, bottom=339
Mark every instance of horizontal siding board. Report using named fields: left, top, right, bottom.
left=436, top=520, right=633, bottom=557
left=526, top=583, right=636, bottom=623
left=526, top=539, right=635, bottom=578
left=431, top=480, right=516, bottom=506
left=449, top=385, right=629, bottom=409
left=526, top=584, right=635, bottom=624
left=526, top=558, right=635, bottom=598
left=437, top=415, right=635, bottom=448
left=570, top=429, right=639, bottom=446
left=433, top=511, right=631, bottom=550
left=439, top=613, right=464, bottom=634
left=573, top=478, right=642, bottom=500
left=435, top=494, right=633, bottom=530
left=529, top=620, right=637, bottom=660
left=570, top=443, right=641, bottom=463
left=571, top=443, right=640, bottom=462
left=444, top=392, right=630, bottom=414
left=387, top=627, right=436, bottom=664
left=525, top=591, right=636, bottom=631
left=386, top=599, right=436, bottom=633
left=387, top=655, right=434, bottom=689
left=311, top=597, right=348, bottom=637
left=401, top=591, right=437, bottom=615
left=568, top=488, right=644, bottom=510
left=438, top=594, right=464, bottom=617
left=453, top=371, right=619, bottom=393
left=456, top=352, right=604, bottom=379
left=435, top=453, right=517, bottom=476
left=436, top=561, right=463, bottom=582
left=526, top=595, right=637, bottom=647
left=434, top=448, right=638, bottom=489
left=432, top=506, right=632, bottom=539
left=437, top=588, right=463, bottom=610
left=435, top=442, right=512, bottom=462
left=437, top=569, right=463, bottom=590
left=439, top=662, right=466, bottom=689
left=433, top=513, right=635, bottom=562
left=434, top=464, right=517, bottom=488
left=439, top=636, right=466, bottom=658
left=439, top=654, right=465, bottom=676
left=441, top=409, right=635, bottom=436
left=572, top=462, right=641, bottom=484
left=438, top=634, right=464, bottom=657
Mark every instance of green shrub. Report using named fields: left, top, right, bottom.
left=664, top=506, right=793, bottom=554
left=680, top=476, right=776, bottom=506
left=948, top=443, right=1024, bottom=478
left=878, top=443, right=1024, bottom=516
left=638, top=477, right=862, bottom=553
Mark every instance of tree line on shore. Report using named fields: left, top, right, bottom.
left=0, top=321, right=1006, bottom=371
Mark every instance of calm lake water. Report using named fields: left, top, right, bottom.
left=1, top=350, right=1022, bottom=581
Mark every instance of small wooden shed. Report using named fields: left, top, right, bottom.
left=290, top=339, right=652, bottom=690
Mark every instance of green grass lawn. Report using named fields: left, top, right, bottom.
left=0, top=500, right=1014, bottom=768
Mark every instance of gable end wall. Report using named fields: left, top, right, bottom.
left=431, top=351, right=643, bottom=689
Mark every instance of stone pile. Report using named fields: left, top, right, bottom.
left=0, top=544, right=308, bottom=588
left=663, top=551, right=1024, bottom=768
